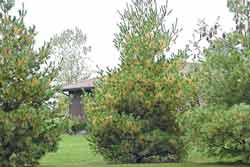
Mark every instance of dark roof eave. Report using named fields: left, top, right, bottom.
left=62, top=86, right=94, bottom=92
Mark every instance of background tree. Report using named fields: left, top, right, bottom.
left=180, top=0, right=250, bottom=163
left=187, top=0, right=250, bottom=107
left=196, top=32, right=250, bottom=106
left=228, top=0, right=250, bottom=34
left=87, top=0, right=195, bottom=163
left=51, top=27, right=92, bottom=85
left=0, top=1, right=62, bottom=166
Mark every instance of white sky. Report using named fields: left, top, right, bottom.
left=14, top=0, right=234, bottom=70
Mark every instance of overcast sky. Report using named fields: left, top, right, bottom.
left=14, top=0, right=234, bottom=70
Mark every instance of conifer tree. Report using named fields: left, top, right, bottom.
left=0, top=1, right=62, bottom=166
left=88, top=0, right=195, bottom=163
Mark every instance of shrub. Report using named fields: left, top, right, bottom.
left=70, top=121, right=87, bottom=133
left=87, top=0, right=196, bottom=163
left=89, top=111, right=187, bottom=163
left=0, top=106, right=62, bottom=167
left=63, top=117, right=87, bottom=135
left=180, top=104, right=250, bottom=163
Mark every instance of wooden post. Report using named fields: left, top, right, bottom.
left=69, top=90, right=85, bottom=121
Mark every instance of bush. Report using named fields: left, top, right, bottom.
left=89, top=110, right=188, bottom=163
left=180, top=104, right=250, bottom=163
left=0, top=106, right=62, bottom=167
left=63, top=117, right=87, bottom=135
left=70, top=121, right=87, bottom=134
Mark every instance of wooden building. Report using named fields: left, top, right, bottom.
left=62, top=79, right=95, bottom=121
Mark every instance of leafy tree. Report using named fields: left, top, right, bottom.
left=191, top=1, right=250, bottom=107
left=87, top=0, right=195, bottom=163
left=181, top=0, right=250, bottom=163
left=194, top=32, right=250, bottom=106
left=51, top=27, right=92, bottom=85
left=0, top=1, right=62, bottom=166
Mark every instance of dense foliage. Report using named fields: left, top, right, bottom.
left=193, top=0, right=250, bottom=107
left=180, top=104, right=250, bottom=163
left=0, top=107, right=62, bottom=167
left=87, top=0, right=195, bottom=163
left=181, top=0, right=250, bottom=163
left=0, top=1, right=62, bottom=166
left=196, top=32, right=250, bottom=106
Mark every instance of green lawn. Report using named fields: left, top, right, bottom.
left=40, top=135, right=248, bottom=167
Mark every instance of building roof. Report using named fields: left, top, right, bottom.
left=62, top=79, right=95, bottom=92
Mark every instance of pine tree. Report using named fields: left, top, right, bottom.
left=0, top=3, right=57, bottom=112
left=0, top=1, right=62, bottom=166
left=88, top=0, right=195, bottom=163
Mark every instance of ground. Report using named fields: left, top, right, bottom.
left=40, top=135, right=248, bottom=167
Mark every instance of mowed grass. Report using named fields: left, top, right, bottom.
left=40, top=135, right=248, bottom=167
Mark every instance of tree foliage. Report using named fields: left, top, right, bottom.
left=0, top=1, right=62, bottom=166
left=180, top=0, right=250, bottom=163
left=227, top=0, right=250, bottom=34
left=196, top=32, right=250, bottom=106
left=51, top=27, right=92, bottom=85
left=87, top=0, right=195, bottom=163
left=187, top=0, right=250, bottom=107
left=180, top=104, right=250, bottom=163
